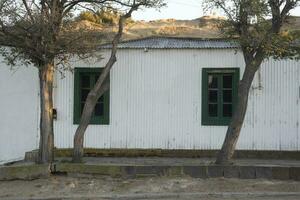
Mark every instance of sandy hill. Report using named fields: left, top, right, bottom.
left=122, top=15, right=226, bottom=39
left=73, top=15, right=300, bottom=41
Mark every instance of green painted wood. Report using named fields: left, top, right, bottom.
left=201, top=68, right=239, bottom=126
left=73, top=68, right=110, bottom=125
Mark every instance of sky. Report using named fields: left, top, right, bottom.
left=132, top=0, right=300, bottom=21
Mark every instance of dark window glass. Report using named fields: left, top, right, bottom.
left=81, top=89, right=90, bottom=102
left=223, top=104, right=232, bottom=117
left=81, top=103, right=85, bottom=114
left=208, top=104, right=218, bottom=117
left=98, top=95, right=104, bottom=103
left=74, top=68, right=110, bottom=125
left=80, top=75, right=106, bottom=117
left=208, top=90, right=218, bottom=103
left=80, top=73, right=104, bottom=117
left=81, top=75, right=90, bottom=88
left=223, top=75, right=232, bottom=88
left=202, top=68, right=239, bottom=125
left=223, top=90, right=232, bottom=103
left=208, top=75, right=218, bottom=88
left=95, top=103, right=104, bottom=116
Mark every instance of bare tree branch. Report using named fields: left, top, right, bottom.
left=21, top=0, right=35, bottom=22
left=72, top=0, right=156, bottom=162
left=204, top=0, right=300, bottom=165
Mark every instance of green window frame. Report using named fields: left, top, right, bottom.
left=73, top=68, right=110, bottom=125
left=202, top=68, right=239, bottom=126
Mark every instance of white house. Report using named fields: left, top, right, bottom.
left=1, top=37, right=300, bottom=164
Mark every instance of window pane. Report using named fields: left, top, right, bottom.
left=81, top=103, right=85, bottom=114
left=94, top=73, right=100, bottom=84
left=81, top=75, right=90, bottom=88
left=223, top=75, right=233, bottom=88
left=208, top=75, right=218, bottom=88
left=223, top=104, right=232, bottom=117
left=208, top=104, right=218, bottom=117
left=209, top=90, right=218, bottom=103
left=98, top=95, right=104, bottom=103
left=81, top=89, right=90, bottom=102
left=95, top=73, right=100, bottom=79
left=95, top=103, right=104, bottom=116
left=223, top=90, right=232, bottom=103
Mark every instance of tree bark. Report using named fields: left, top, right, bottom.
left=215, top=61, right=262, bottom=165
left=37, top=61, right=54, bottom=164
left=73, top=82, right=109, bottom=162
left=72, top=6, right=139, bottom=163
left=213, top=0, right=294, bottom=165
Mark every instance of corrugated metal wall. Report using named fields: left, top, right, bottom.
left=0, top=63, right=39, bottom=163
left=53, top=49, right=300, bottom=150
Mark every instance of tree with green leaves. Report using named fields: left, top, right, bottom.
left=72, top=0, right=165, bottom=163
left=78, top=7, right=135, bottom=26
left=204, top=0, right=300, bottom=164
left=0, top=0, right=162, bottom=164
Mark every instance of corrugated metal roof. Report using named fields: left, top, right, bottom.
left=101, top=37, right=239, bottom=49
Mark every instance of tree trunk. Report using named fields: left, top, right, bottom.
left=73, top=91, right=99, bottom=162
left=72, top=7, right=136, bottom=162
left=215, top=62, right=261, bottom=165
left=73, top=53, right=116, bottom=164
left=37, top=61, right=54, bottom=164
left=73, top=82, right=109, bottom=162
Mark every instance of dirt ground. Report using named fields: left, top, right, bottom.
left=1, top=175, right=300, bottom=199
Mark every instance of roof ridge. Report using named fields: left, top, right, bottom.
left=100, top=37, right=240, bottom=49
left=119, top=36, right=236, bottom=44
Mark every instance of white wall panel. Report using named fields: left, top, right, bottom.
left=53, top=49, right=300, bottom=151
left=1, top=47, right=298, bottom=164
left=0, top=63, right=39, bottom=164
left=237, top=59, right=299, bottom=150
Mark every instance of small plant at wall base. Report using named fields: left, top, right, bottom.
left=0, top=0, right=146, bottom=164
left=72, top=0, right=165, bottom=163
left=204, top=0, right=300, bottom=165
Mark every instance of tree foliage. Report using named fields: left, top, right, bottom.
left=72, top=0, right=165, bottom=162
left=0, top=0, right=163, bottom=69
left=0, top=0, right=165, bottom=163
left=205, top=0, right=300, bottom=60
left=204, top=0, right=300, bottom=164
left=78, top=8, right=135, bottom=26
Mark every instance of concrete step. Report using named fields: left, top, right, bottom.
left=52, top=163, right=300, bottom=180
left=25, top=149, right=300, bottom=162
left=2, top=158, right=300, bottom=181
left=3, top=192, right=300, bottom=200
left=0, top=164, right=50, bottom=180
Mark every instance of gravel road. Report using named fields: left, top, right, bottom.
left=1, top=175, right=300, bottom=199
